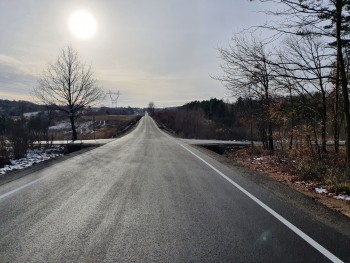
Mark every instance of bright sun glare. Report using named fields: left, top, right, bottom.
left=69, top=10, right=97, bottom=40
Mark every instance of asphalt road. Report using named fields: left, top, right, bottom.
left=0, top=115, right=349, bottom=262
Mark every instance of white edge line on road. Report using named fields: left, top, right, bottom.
left=153, top=120, right=343, bottom=263
left=179, top=143, right=344, bottom=263
left=0, top=117, right=144, bottom=201
left=0, top=116, right=344, bottom=263
left=0, top=177, right=43, bottom=200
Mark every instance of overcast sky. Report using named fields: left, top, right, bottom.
left=0, top=0, right=275, bottom=107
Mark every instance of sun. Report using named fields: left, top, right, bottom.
left=69, top=10, right=97, bottom=40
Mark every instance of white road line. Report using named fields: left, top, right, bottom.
left=0, top=116, right=344, bottom=262
left=0, top=177, right=43, bottom=200
left=179, top=144, right=344, bottom=263
left=0, top=118, right=144, bottom=201
left=152, top=121, right=344, bottom=262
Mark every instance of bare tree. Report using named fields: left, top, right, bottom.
left=33, top=46, right=105, bottom=141
left=253, top=0, right=350, bottom=165
left=216, top=35, right=276, bottom=153
left=275, top=35, right=332, bottom=154
left=148, top=101, right=155, bottom=116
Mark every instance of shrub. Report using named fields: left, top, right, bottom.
left=11, top=120, right=28, bottom=159
left=323, top=166, right=348, bottom=195
left=0, top=139, right=10, bottom=168
left=292, top=157, right=327, bottom=181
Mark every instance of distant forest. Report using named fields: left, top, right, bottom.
left=154, top=98, right=246, bottom=140
left=153, top=96, right=345, bottom=157
left=0, top=99, right=144, bottom=116
left=0, top=99, right=45, bottom=116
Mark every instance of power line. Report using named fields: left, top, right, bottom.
left=107, top=90, right=120, bottom=108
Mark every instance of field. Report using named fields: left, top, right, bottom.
left=48, top=115, right=142, bottom=140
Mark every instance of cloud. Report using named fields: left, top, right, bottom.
left=0, top=0, right=274, bottom=106
left=95, top=66, right=226, bottom=107
left=0, top=54, right=22, bottom=67
left=0, top=55, right=38, bottom=100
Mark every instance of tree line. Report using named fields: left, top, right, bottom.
left=212, top=0, right=350, bottom=168
left=0, top=113, right=51, bottom=167
left=0, top=99, right=44, bottom=116
left=153, top=98, right=248, bottom=140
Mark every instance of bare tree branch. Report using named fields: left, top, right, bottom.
left=33, top=45, right=105, bottom=141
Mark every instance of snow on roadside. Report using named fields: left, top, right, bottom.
left=315, top=187, right=328, bottom=194
left=251, top=157, right=263, bottom=165
left=0, top=146, right=64, bottom=176
left=314, top=186, right=350, bottom=202
left=333, top=194, right=350, bottom=201
left=295, top=181, right=350, bottom=202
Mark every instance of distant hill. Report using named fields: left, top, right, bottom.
left=0, top=99, right=44, bottom=116
left=0, top=99, right=146, bottom=116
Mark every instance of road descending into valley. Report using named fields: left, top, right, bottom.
left=0, top=115, right=349, bottom=262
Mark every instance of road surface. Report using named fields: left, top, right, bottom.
left=0, top=115, right=349, bottom=262
left=181, top=138, right=260, bottom=146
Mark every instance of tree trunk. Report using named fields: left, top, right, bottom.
left=321, top=92, right=327, bottom=154
left=260, top=126, right=268, bottom=150
left=336, top=0, right=350, bottom=167
left=268, top=121, right=274, bottom=154
left=264, top=87, right=274, bottom=154
left=334, top=61, right=340, bottom=157
left=250, top=122, right=254, bottom=147
left=69, top=115, right=77, bottom=141
left=289, top=89, right=294, bottom=149
left=313, top=123, right=322, bottom=160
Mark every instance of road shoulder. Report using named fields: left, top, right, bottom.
left=192, top=144, right=350, bottom=240
left=0, top=116, right=143, bottom=187
left=0, top=146, right=99, bottom=187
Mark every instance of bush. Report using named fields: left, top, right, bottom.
left=293, top=157, right=327, bottom=181
left=11, top=120, right=28, bottom=159
left=323, top=166, right=348, bottom=195
left=0, top=139, right=10, bottom=168
left=12, top=136, right=28, bottom=159
left=293, top=156, right=350, bottom=194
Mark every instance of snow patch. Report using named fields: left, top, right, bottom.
left=315, top=187, right=328, bottom=194
left=333, top=194, right=350, bottom=201
left=0, top=146, right=64, bottom=176
left=251, top=157, right=263, bottom=164
left=295, top=181, right=315, bottom=188
left=49, top=122, right=71, bottom=130
left=314, top=186, right=350, bottom=202
left=49, top=121, right=105, bottom=135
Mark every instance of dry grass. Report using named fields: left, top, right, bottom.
left=225, top=146, right=350, bottom=217
left=80, top=115, right=136, bottom=122
left=48, top=115, right=141, bottom=140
